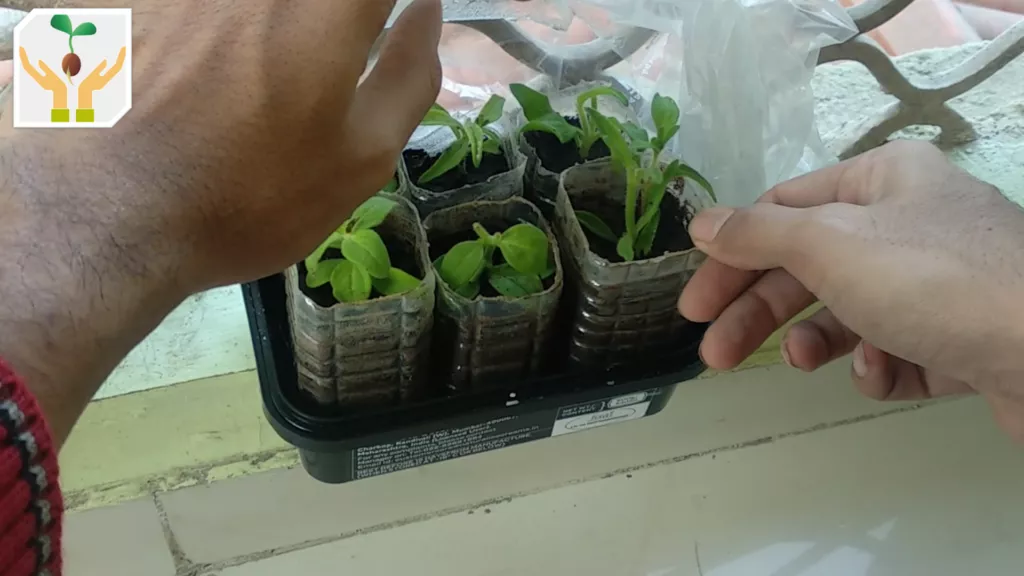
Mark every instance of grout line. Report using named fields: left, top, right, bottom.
left=152, top=493, right=203, bottom=576
left=65, top=447, right=300, bottom=513
left=195, top=398, right=948, bottom=571
left=694, top=540, right=704, bottom=576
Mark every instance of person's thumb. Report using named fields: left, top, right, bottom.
left=347, top=0, right=442, bottom=156
left=689, top=203, right=825, bottom=272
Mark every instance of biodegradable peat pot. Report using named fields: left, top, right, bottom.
left=519, top=119, right=609, bottom=219
left=286, top=194, right=435, bottom=407
left=516, top=84, right=639, bottom=218
left=423, top=197, right=564, bottom=392
left=400, top=124, right=527, bottom=217
left=554, top=160, right=714, bottom=370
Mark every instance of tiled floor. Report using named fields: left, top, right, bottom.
left=63, top=361, right=1024, bottom=575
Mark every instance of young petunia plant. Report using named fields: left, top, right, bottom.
left=417, top=95, right=506, bottom=185
left=576, top=94, right=715, bottom=262
left=50, top=14, right=97, bottom=84
left=304, top=196, right=421, bottom=303
left=509, top=83, right=628, bottom=158
left=435, top=222, right=553, bottom=299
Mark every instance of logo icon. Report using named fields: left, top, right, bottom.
left=13, top=8, right=131, bottom=128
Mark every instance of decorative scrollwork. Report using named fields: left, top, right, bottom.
left=459, top=20, right=655, bottom=88
left=4, top=1, right=1023, bottom=161
left=822, top=10, right=1024, bottom=158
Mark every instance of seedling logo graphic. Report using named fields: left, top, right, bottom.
left=50, top=14, right=97, bottom=85
left=12, top=8, right=131, bottom=128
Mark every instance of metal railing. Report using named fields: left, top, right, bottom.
left=3, top=1, right=1023, bottom=159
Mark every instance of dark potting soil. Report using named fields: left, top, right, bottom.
left=524, top=116, right=610, bottom=174
left=577, top=181, right=695, bottom=263
left=297, top=236, right=422, bottom=307
left=428, top=220, right=556, bottom=299
left=404, top=149, right=511, bottom=194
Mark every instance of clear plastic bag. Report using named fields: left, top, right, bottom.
left=404, top=0, right=857, bottom=206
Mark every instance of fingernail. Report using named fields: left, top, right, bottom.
left=852, top=342, right=867, bottom=378
left=781, top=340, right=794, bottom=369
left=689, top=208, right=735, bottom=244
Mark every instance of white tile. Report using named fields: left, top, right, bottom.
left=221, top=396, right=1024, bottom=575
left=161, top=361, right=902, bottom=564
left=64, top=498, right=176, bottom=576
left=96, top=285, right=255, bottom=399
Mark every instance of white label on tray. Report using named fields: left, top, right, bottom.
left=551, top=397, right=652, bottom=436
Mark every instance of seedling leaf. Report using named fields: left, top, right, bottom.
left=651, top=93, right=680, bottom=147
left=421, top=104, right=462, bottom=129
left=589, top=109, right=634, bottom=170
left=616, top=235, right=635, bottom=262
left=466, top=122, right=486, bottom=168
left=482, top=127, right=502, bottom=155
left=575, top=210, right=617, bottom=243
left=305, top=231, right=344, bottom=274
left=439, top=240, right=486, bottom=288
left=350, top=196, right=396, bottom=231
left=489, top=265, right=543, bottom=297
left=381, top=178, right=399, bottom=194
left=373, top=267, right=421, bottom=296
left=540, top=262, right=556, bottom=280
left=476, top=95, right=506, bottom=127
left=331, top=260, right=372, bottom=303
left=509, top=83, right=556, bottom=119
left=576, top=86, right=629, bottom=110
left=418, top=138, right=469, bottom=185
left=341, top=230, right=391, bottom=279
left=73, top=22, right=97, bottom=36
left=498, top=223, right=549, bottom=275
left=652, top=126, right=679, bottom=153
left=455, top=280, right=481, bottom=299
left=306, top=259, right=341, bottom=288
left=50, top=15, right=73, bottom=35
left=669, top=161, right=716, bottom=202
left=521, top=114, right=579, bottom=144
left=621, top=121, right=652, bottom=153
left=482, top=137, right=501, bottom=155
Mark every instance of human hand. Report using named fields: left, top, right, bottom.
left=5, top=0, right=441, bottom=289
left=0, top=0, right=442, bottom=443
left=77, top=46, right=124, bottom=112
left=679, top=140, right=1024, bottom=441
left=17, top=46, right=67, bottom=109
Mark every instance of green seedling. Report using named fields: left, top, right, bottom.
left=417, top=96, right=506, bottom=185
left=382, top=176, right=399, bottom=194
left=575, top=94, right=715, bottom=262
left=50, top=14, right=97, bottom=84
left=509, top=83, right=629, bottom=158
left=435, top=221, right=554, bottom=299
left=304, top=196, right=421, bottom=303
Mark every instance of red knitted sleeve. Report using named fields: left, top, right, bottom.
left=0, top=359, right=63, bottom=576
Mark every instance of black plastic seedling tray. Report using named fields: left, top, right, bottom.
left=243, top=273, right=708, bottom=484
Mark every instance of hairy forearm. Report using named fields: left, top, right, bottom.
left=0, top=133, right=188, bottom=447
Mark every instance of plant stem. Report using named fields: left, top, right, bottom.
left=68, top=35, right=74, bottom=54
left=472, top=223, right=490, bottom=242
left=624, top=168, right=639, bottom=242
left=576, top=101, right=592, bottom=158
left=482, top=243, right=496, bottom=271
